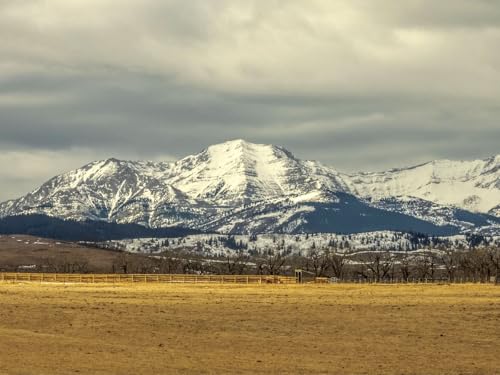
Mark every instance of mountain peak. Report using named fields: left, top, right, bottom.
left=160, top=138, right=349, bottom=206
left=214, top=138, right=252, bottom=147
left=104, top=157, right=121, bottom=163
left=203, top=139, right=300, bottom=164
left=206, top=139, right=276, bottom=153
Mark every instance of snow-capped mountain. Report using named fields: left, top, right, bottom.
left=1, top=140, right=499, bottom=235
left=344, top=155, right=500, bottom=214
left=165, top=140, right=347, bottom=205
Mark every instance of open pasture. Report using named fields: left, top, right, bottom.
left=0, top=283, right=498, bottom=374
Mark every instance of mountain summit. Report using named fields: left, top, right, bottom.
left=166, top=139, right=346, bottom=205
left=1, top=140, right=499, bottom=235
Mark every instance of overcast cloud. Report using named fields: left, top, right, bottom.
left=1, top=0, right=499, bottom=201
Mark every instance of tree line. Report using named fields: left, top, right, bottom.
left=105, top=246, right=500, bottom=283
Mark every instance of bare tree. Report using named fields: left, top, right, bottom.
left=114, top=252, right=130, bottom=274
left=441, top=250, right=458, bottom=282
left=458, top=251, right=475, bottom=281
left=487, top=247, right=500, bottom=284
left=471, top=249, right=493, bottom=282
left=158, top=251, right=182, bottom=274
left=181, top=257, right=206, bottom=274
left=415, top=253, right=436, bottom=281
left=305, top=249, right=329, bottom=277
left=327, top=251, right=347, bottom=280
left=399, top=252, right=412, bottom=282
left=366, top=252, right=394, bottom=282
left=257, top=248, right=287, bottom=275
left=225, top=253, right=250, bottom=274
left=40, top=257, right=57, bottom=272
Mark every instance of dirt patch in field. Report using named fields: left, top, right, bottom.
left=0, top=283, right=498, bottom=375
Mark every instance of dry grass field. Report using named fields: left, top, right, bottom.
left=0, top=283, right=498, bottom=375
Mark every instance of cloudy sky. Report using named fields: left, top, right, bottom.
left=1, top=0, right=499, bottom=201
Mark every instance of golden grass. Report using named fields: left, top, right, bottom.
left=0, top=282, right=498, bottom=375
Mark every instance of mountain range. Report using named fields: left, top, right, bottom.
left=1, top=139, right=499, bottom=236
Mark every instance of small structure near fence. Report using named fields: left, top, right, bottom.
left=294, top=269, right=303, bottom=283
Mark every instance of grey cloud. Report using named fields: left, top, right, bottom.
left=371, top=0, right=500, bottom=29
left=0, top=0, right=499, bottom=201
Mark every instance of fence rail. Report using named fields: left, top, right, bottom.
left=0, top=273, right=497, bottom=285
left=0, top=272, right=297, bottom=284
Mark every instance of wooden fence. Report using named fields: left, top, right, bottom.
left=0, top=272, right=297, bottom=284
left=2, top=273, right=495, bottom=285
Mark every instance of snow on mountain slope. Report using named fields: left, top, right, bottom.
left=107, top=232, right=500, bottom=257
left=345, top=155, right=500, bottom=214
left=111, top=232, right=422, bottom=256
left=0, top=158, right=208, bottom=228
left=0, top=140, right=498, bottom=235
left=372, top=196, right=500, bottom=235
left=166, top=139, right=347, bottom=205
left=0, top=140, right=347, bottom=228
